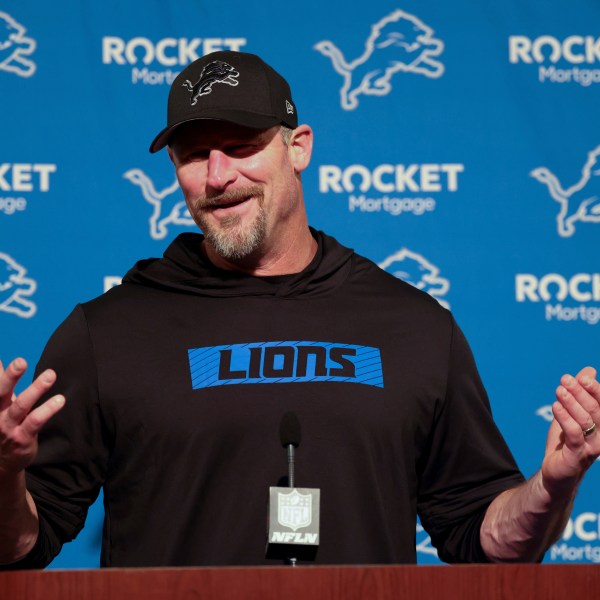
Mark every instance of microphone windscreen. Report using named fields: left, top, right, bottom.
left=279, top=411, right=301, bottom=448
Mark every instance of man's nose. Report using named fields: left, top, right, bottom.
left=206, top=150, right=237, bottom=190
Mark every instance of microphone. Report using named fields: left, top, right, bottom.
left=280, top=411, right=301, bottom=447
left=266, top=412, right=320, bottom=563
left=280, top=411, right=301, bottom=488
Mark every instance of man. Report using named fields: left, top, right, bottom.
left=1, top=51, right=599, bottom=568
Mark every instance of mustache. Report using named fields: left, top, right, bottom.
left=193, top=186, right=264, bottom=209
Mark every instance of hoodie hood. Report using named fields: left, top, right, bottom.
left=122, top=229, right=354, bottom=299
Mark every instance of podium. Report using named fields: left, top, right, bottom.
left=1, top=564, right=599, bottom=599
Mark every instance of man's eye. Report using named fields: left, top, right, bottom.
left=188, top=150, right=210, bottom=160
left=227, top=144, right=255, bottom=155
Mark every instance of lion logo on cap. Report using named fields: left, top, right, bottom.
left=183, top=60, right=239, bottom=105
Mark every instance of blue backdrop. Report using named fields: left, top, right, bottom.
left=1, top=0, right=599, bottom=567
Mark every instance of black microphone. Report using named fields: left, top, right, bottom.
left=266, top=412, right=320, bottom=563
left=280, top=411, right=301, bottom=447
left=280, top=411, right=301, bottom=487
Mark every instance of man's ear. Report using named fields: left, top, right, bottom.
left=288, top=125, right=313, bottom=173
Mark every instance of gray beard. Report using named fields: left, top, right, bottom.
left=193, top=186, right=267, bottom=260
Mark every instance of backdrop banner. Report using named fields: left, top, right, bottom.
left=2, top=0, right=598, bottom=567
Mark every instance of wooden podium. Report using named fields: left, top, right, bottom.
left=1, top=564, right=599, bottom=599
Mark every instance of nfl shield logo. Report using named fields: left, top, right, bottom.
left=278, top=489, right=312, bottom=531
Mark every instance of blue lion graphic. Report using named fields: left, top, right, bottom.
left=0, top=12, right=36, bottom=77
left=378, top=248, right=450, bottom=309
left=315, top=10, right=444, bottom=110
left=0, top=253, right=37, bottom=318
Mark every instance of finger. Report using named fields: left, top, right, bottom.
left=577, top=369, right=600, bottom=405
left=556, top=383, right=595, bottom=431
left=552, top=386, right=593, bottom=437
left=20, top=395, right=65, bottom=438
left=552, top=401, right=587, bottom=450
left=0, top=358, right=27, bottom=409
left=576, top=366, right=597, bottom=381
left=556, top=375, right=600, bottom=429
left=6, top=369, right=57, bottom=425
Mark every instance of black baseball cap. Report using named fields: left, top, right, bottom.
left=149, top=51, right=298, bottom=153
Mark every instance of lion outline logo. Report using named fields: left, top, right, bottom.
left=183, top=60, right=240, bottom=106
left=0, top=253, right=37, bottom=318
left=530, top=146, right=600, bottom=238
left=378, top=248, right=450, bottom=309
left=124, top=169, right=195, bottom=240
left=0, top=12, right=36, bottom=78
left=416, top=522, right=439, bottom=559
left=314, top=9, right=444, bottom=110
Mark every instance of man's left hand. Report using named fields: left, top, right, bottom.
left=542, top=366, right=600, bottom=497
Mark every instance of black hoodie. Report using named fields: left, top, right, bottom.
left=20, top=230, right=523, bottom=568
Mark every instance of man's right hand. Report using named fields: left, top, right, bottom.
left=0, top=358, right=65, bottom=478
left=0, top=358, right=65, bottom=562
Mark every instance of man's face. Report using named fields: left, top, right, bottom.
left=169, top=121, right=306, bottom=262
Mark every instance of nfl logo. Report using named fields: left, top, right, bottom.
left=278, top=489, right=312, bottom=531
